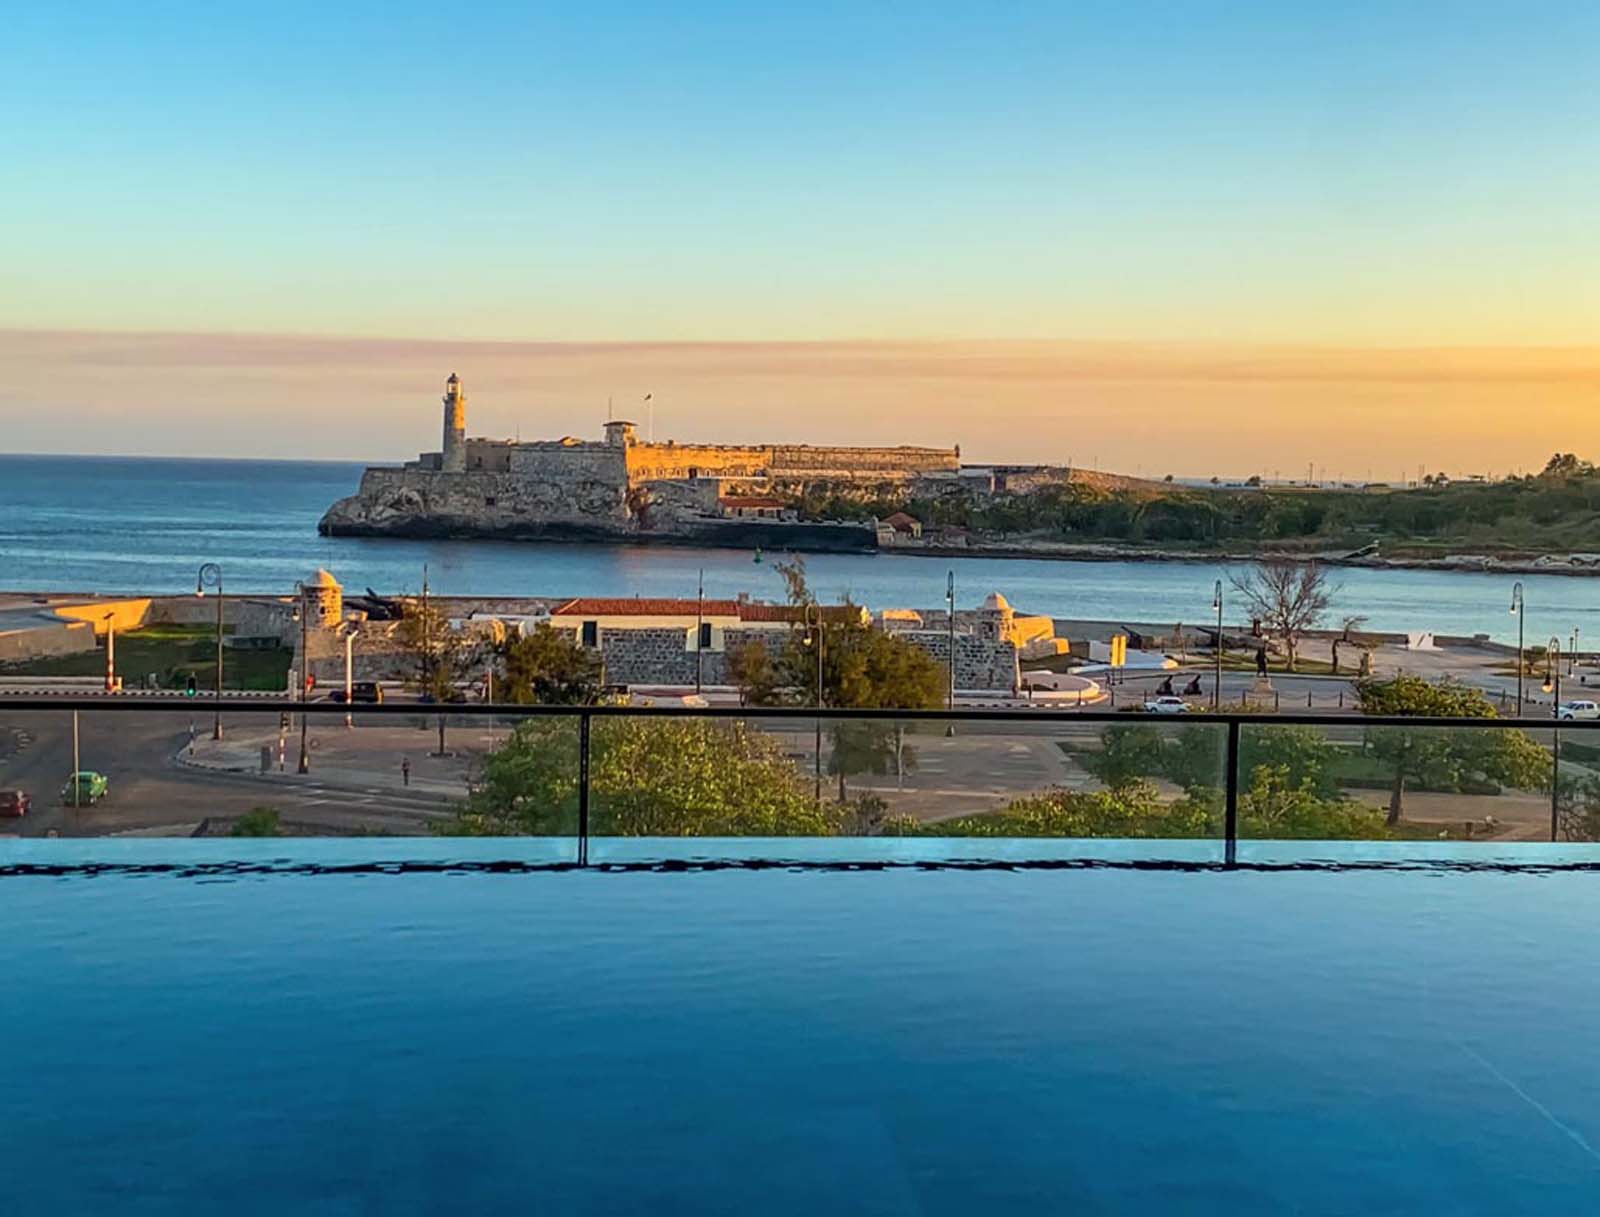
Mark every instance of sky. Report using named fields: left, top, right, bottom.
left=2, top=1, right=1597, bottom=471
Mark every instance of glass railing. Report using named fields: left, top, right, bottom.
left=1, top=698, right=1597, bottom=867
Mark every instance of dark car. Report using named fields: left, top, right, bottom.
left=330, top=682, right=384, bottom=704
left=0, top=790, right=31, bottom=818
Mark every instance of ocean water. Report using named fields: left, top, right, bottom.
left=0, top=453, right=1591, bottom=643
left=1, top=865, right=1597, bottom=1213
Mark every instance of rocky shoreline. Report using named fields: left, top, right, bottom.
left=882, top=540, right=1600, bottom=576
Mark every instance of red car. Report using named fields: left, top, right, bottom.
left=0, top=790, right=31, bottom=818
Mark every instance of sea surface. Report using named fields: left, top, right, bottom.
left=0, top=453, right=1592, bottom=643
left=2, top=864, right=1598, bottom=1213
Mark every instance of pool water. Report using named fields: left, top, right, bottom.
left=3, top=866, right=1598, bottom=1214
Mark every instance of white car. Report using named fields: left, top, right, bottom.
left=1142, top=696, right=1191, bottom=714
left=1557, top=700, right=1600, bottom=720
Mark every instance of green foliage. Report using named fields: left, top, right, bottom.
left=0, top=624, right=290, bottom=690
left=1080, top=722, right=1336, bottom=800
left=1234, top=767, right=1387, bottom=839
left=1080, top=724, right=1168, bottom=789
left=787, top=459, right=1600, bottom=552
left=497, top=624, right=600, bottom=705
left=443, top=716, right=840, bottom=837
left=395, top=597, right=480, bottom=701
left=725, top=638, right=780, bottom=706
left=1555, top=772, right=1600, bottom=842
left=923, top=781, right=1211, bottom=839
left=747, top=560, right=947, bottom=713
left=899, top=765, right=1385, bottom=841
left=1355, top=675, right=1550, bottom=823
left=230, top=807, right=282, bottom=837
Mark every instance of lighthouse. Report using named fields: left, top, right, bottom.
left=441, top=373, right=467, bottom=472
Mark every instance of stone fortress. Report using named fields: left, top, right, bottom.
left=319, top=374, right=965, bottom=549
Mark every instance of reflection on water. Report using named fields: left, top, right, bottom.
left=2, top=866, right=1599, bottom=1213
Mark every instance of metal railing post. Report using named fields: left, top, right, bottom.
left=578, top=710, right=591, bottom=866
left=1551, top=727, right=1561, bottom=843
left=1224, top=719, right=1240, bottom=867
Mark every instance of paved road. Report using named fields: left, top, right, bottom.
left=0, top=709, right=454, bottom=837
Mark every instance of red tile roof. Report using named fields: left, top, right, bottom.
left=718, top=496, right=787, bottom=509
left=736, top=603, right=862, bottom=624
left=552, top=597, right=744, bottom=617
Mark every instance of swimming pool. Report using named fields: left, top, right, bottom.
left=3, top=864, right=1597, bottom=1214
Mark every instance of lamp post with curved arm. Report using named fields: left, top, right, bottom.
left=803, top=603, right=824, bottom=803
left=196, top=563, right=224, bottom=739
left=1509, top=581, right=1525, bottom=714
left=1544, top=635, right=1562, bottom=840
left=1211, top=580, right=1224, bottom=709
left=292, top=582, right=311, bottom=774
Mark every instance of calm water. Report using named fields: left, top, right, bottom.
left=1, top=453, right=1592, bottom=642
left=1, top=866, right=1597, bottom=1213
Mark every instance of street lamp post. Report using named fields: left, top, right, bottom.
left=945, top=571, right=956, bottom=711
left=804, top=604, right=824, bottom=803
left=1544, top=636, right=1562, bottom=839
left=103, top=613, right=116, bottom=692
left=196, top=563, right=224, bottom=739
left=1212, top=579, right=1223, bottom=709
left=695, top=568, right=705, bottom=694
left=293, top=582, right=311, bottom=774
left=1571, top=628, right=1580, bottom=677
left=341, top=624, right=360, bottom=729
left=1509, top=581, right=1525, bottom=714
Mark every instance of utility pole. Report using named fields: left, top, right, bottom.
left=198, top=563, right=224, bottom=739
left=945, top=570, right=956, bottom=711
left=695, top=568, right=704, bottom=694
left=103, top=614, right=116, bottom=692
left=1212, top=580, right=1223, bottom=709
left=294, top=582, right=311, bottom=773
left=1510, top=582, right=1525, bottom=713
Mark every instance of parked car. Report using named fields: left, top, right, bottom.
left=330, top=682, right=384, bottom=704
left=1557, top=700, right=1600, bottom=720
left=1141, top=696, right=1191, bottom=714
left=0, top=789, right=31, bottom=818
left=61, top=771, right=109, bottom=805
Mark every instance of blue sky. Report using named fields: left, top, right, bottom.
left=4, top=0, right=1597, bottom=343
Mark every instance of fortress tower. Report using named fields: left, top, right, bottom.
left=441, top=373, right=467, bottom=472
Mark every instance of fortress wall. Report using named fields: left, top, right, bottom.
left=464, top=440, right=515, bottom=472
left=767, top=445, right=959, bottom=475
left=510, top=443, right=629, bottom=486
left=626, top=444, right=772, bottom=482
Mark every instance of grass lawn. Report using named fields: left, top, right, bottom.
left=1, top=624, right=291, bottom=691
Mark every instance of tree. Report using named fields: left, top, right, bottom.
left=1228, top=558, right=1336, bottom=672
left=1540, top=452, right=1595, bottom=480
left=725, top=638, right=779, bottom=707
left=394, top=596, right=478, bottom=702
left=394, top=594, right=484, bottom=755
left=498, top=624, right=600, bottom=705
left=1081, top=723, right=1168, bottom=790
left=1331, top=615, right=1369, bottom=675
left=1234, top=767, right=1385, bottom=840
left=737, top=558, right=946, bottom=800
left=1355, top=675, right=1549, bottom=824
left=444, top=716, right=839, bottom=837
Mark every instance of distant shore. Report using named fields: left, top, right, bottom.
left=878, top=540, right=1600, bottom=577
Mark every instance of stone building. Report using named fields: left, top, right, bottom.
left=319, top=374, right=960, bottom=544
left=536, top=594, right=1020, bottom=693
